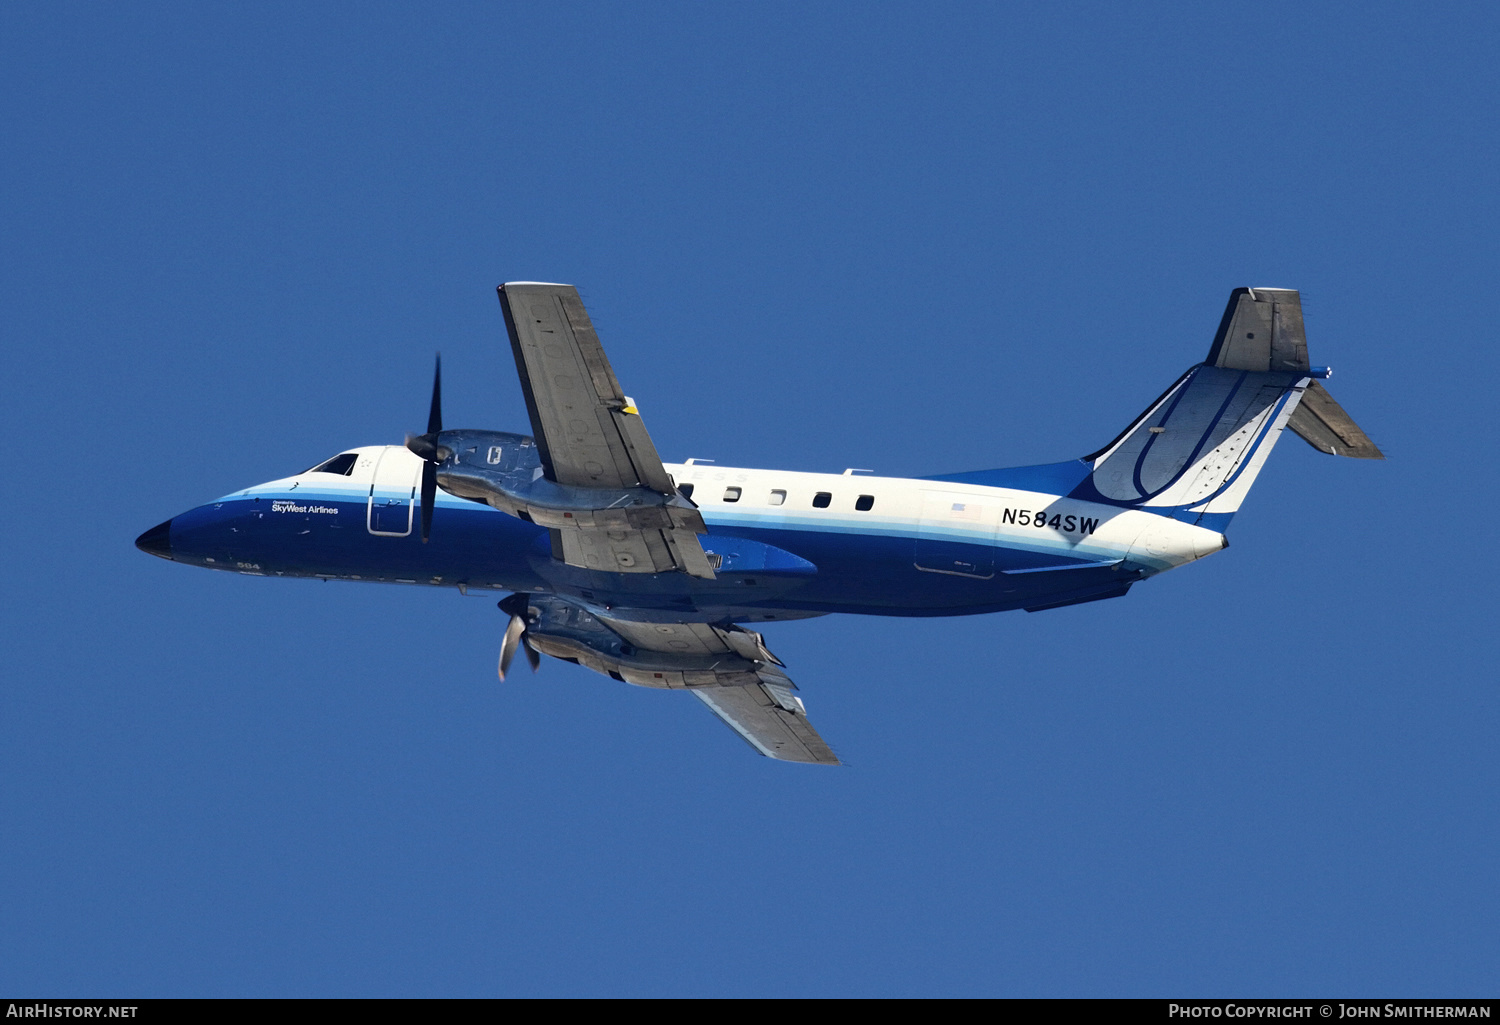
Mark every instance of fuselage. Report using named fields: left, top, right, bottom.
left=141, top=444, right=1226, bottom=622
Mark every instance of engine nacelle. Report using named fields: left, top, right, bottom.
left=430, top=429, right=703, bottom=532
left=517, top=595, right=772, bottom=690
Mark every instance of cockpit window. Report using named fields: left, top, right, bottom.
left=307, top=453, right=358, bottom=476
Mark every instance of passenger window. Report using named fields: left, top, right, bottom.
left=812, top=492, right=832, bottom=508
left=856, top=495, right=875, bottom=511
left=723, top=487, right=742, bottom=503
left=308, top=453, right=358, bottom=476
left=768, top=490, right=786, bottom=506
left=679, top=483, right=695, bottom=500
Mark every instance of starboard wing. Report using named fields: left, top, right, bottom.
left=592, top=614, right=841, bottom=766
left=692, top=680, right=840, bottom=765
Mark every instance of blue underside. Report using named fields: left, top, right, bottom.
left=165, top=492, right=1151, bottom=620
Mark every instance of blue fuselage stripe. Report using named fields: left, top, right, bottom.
left=168, top=492, right=1154, bottom=618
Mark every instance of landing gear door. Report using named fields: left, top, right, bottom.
left=367, top=446, right=418, bottom=537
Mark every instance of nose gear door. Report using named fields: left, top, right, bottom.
left=367, top=447, right=419, bottom=537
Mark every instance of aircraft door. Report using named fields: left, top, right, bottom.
left=913, top=491, right=998, bottom=579
left=367, top=446, right=419, bottom=537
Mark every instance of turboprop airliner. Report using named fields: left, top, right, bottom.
left=136, top=284, right=1381, bottom=764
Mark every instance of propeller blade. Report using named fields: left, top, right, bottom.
left=427, top=353, right=442, bottom=435
left=498, top=614, right=526, bottom=681
left=420, top=460, right=436, bottom=543
left=407, top=353, right=443, bottom=541
left=496, top=595, right=541, bottom=678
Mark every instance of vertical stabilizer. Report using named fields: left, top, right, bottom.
left=1075, top=287, right=1379, bottom=529
left=1081, top=363, right=1306, bottom=527
left=1207, top=287, right=1310, bottom=373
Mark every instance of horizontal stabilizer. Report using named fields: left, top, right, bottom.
left=1287, top=380, right=1384, bottom=459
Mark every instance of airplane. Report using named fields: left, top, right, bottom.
left=136, top=283, right=1381, bottom=765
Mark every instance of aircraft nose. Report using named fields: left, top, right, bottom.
left=135, top=519, right=173, bottom=560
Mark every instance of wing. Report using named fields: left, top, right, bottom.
left=497, top=282, right=715, bottom=578
left=498, top=282, right=675, bottom=491
left=692, top=678, right=840, bottom=765
left=590, top=614, right=841, bottom=766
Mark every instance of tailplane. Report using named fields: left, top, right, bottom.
left=1074, top=288, right=1381, bottom=529
left=1285, top=380, right=1383, bottom=459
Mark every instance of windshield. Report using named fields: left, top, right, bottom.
left=305, top=452, right=358, bottom=476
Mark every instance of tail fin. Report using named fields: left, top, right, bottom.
left=1074, top=288, right=1382, bottom=529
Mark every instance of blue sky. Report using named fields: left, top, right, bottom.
left=2, top=2, right=1496, bottom=996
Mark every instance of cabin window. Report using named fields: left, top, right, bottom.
left=812, top=492, right=832, bottom=508
left=856, top=494, right=875, bottom=511
left=308, top=453, right=358, bottom=476
left=723, top=487, right=742, bottom=502
left=678, top=483, right=695, bottom=500
left=768, top=490, right=786, bottom=506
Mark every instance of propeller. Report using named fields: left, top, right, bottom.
left=497, top=594, right=541, bottom=681
left=404, top=354, right=443, bottom=543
